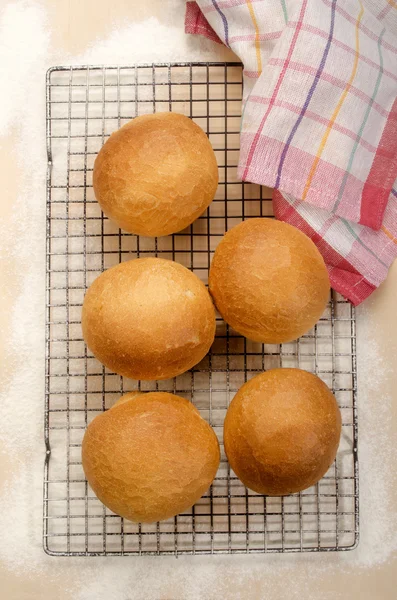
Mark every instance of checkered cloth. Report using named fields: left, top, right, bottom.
left=186, top=0, right=397, bottom=305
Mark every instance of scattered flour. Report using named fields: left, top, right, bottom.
left=348, top=309, right=397, bottom=568
left=0, top=1, right=396, bottom=598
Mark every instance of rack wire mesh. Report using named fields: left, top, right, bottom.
left=44, top=63, right=359, bottom=556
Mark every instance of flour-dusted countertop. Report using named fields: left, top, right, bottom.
left=0, top=1, right=396, bottom=599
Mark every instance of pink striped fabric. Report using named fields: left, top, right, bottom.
left=185, top=0, right=397, bottom=304
left=185, top=0, right=223, bottom=43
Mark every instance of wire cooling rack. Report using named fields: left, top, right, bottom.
left=44, top=63, right=359, bottom=556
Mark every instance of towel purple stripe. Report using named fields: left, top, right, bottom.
left=211, top=0, right=230, bottom=46
left=274, top=0, right=337, bottom=189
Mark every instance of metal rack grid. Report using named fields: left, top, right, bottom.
left=44, top=63, right=359, bottom=556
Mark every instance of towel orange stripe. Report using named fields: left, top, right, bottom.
left=302, top=1, right=364, bottom=200
left=382, top=225, right=397, bottom=244
left=247, top=1, right=262, bottom=74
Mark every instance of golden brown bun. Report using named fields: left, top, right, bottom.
left=82, top=392, right=220, bottom=522
left=93, top=112, right=219, bottom=236
left=81, top=257, right=216, bottom=380
left=224, top=369, right=341, bottom=495
left=208, top=218, right=330, bottom=344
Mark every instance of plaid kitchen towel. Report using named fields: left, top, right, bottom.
left=186, top=0, right=397, bottom=305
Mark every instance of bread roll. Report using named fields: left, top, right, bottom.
left=82, top=392, right=220, bottom=523
left=93, top=112, right=219, bottom=236
left=224, top=369, right=341, bottom=495
left=81, top=257, right=216, bottom=380
left=208, top=218, right=330, bottom=344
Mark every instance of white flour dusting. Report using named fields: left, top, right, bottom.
left=0, top=1, right=396, bottom=598
left=349, top=310, right=397, bottom=567
left=0, top=1, right=49, bottom=136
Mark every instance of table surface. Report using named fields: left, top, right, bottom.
left=0, top=1, right=396, bottom=599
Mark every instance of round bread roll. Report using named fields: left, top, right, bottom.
left=82, top=392, right=220, bottom=523
left=81, top=257, right=216, bottom=380
left=224, top=369, right=341, bottom=496
left=93, top=112, right=219, bottom=236
left=208, top=218, right=330, bottom=344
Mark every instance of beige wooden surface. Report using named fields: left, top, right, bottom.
left=0, top=1, right=396, bottom=598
